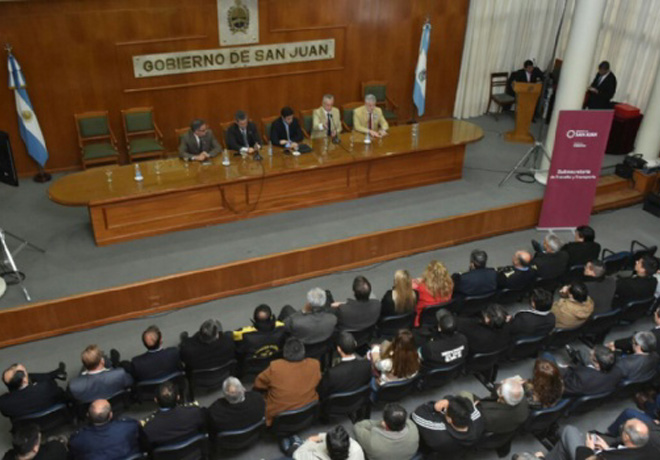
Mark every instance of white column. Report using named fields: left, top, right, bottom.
left=535, top=0, right=608, bottom=185
left=634, top=70, right=660, bottom=161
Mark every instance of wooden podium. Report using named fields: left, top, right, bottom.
left=505, top=82, right=542, bottom=144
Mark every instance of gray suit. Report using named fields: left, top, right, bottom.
left=68, top=368, right=133, bottom=403
left=178, top=129, right=222, bottom=160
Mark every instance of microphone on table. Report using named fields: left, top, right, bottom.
left=253, top=144, right=263, bottom=161
left=329, top=113, right=341, bottom=144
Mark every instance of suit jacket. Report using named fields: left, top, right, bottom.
left=576, top=424, right=660, bottom=460
left=615, top=353, right=659, bottom=383
left=455, top=317, right=511, bottom=354
left=284, top=309, right=337, bottom=344
left=613, top=327, right=660, bottom=355
left=140, top=403, right=206, bottom=448
left=614, top=276, right=658, bottom=308
left=208, top=391, right=265, bottom=433
left=479, top=397, right=529, bottom=434
left=419, top=331, right=469, bottom=370
left=179, top=331, right=236, bottom=372
left=353, top=105, right=389, bottom=135
left=270, top=117, right=304, bottom=146
left=68, top=368, right=134, bottom=404
left=585, top=276, right=617, bottom=313
left=317, top=357, right=372, bottom=399
left=336, top=298, right=382, bottom=332
left=253, top=358, right=321, bottom=425
left=452, top=268, right=498, bottom=297
left=130, top=346, right=182, bottom=382
left=561, top=365, right=623, bottom=396
left=551, top=297, right=594, bottom=329
left=509, top=310, right=556, bottom=338
left=0, top=377, right=67, bottom=419
left=506, top=67, right=544, bottom=95
left=561, top=241, right=601, bottom=267
left=311, top=106, right=342, bottom=139
left=3, top=440, right=68, bottom=460
left=586, top=72, right=617, bottom=109
left=178, top=129, right=221, bottom=160
left=69, top=418, right=141, bottom=460
left=496, top=266, right=537, bottom=290
left=533, top=251, right=569, bottom=280
left=225, top=121, right=261, bottom=151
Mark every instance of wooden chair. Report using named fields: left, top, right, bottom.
left=120, top=107, right=164, bottom=162
left=219, top=120, right=235, bottom=150
left=74, top=111, right=120, bottom=169
left=487, top=72, right=515, bottom=120
left=361, top=80, right=399, bottom=125
left=299, top=108, right=314, bottom=139
left=340, top=102, right=363, bottom=132
left=260, top=115, right=279, bottom=144
left=172, top=127, right=189, bottom=158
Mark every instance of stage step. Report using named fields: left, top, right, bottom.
left=593, top=187, right=644, bottom=213
left=596, top=175, right=632, bottom=194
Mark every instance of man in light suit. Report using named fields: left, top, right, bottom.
left=353, top=94, right=389, bottom=138
left=586, top=61, right=617, bottom=109
left=178, top=119, right=222, bottom=161
left=311, top=94, right=342, bottom=139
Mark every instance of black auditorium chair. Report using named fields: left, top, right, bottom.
left=371, top=378, right=417, bottom=405
left=376, top=312, right=415, bottom=339
left=507, top=335, right=546, bottom=361
left=152, top=432, right=209, bottom=460
left=419, top=299, right=458, bottom=328
left=619, top=297, right=655, bottom=325
left=565, top=390, right=614, bottom=417
left=579, top=309, right=622, bottom=347
left=495, top=287, right=529, bottom=306
left=134, top=370, right=187, bottom=403
left=465, top=347, right=508, bottom=385
left=416, top=361, right=464, bottom=391
left=10, top=402, right=73, bottom=435
left=459, top=292, right=497, bottom=317
left=543, top=325, right=585, bottom=351
left=188, top=359, right=237, bottom=399
left=271, top=401, right=320, bottom=440
left=321, top=384, right=371, bottom=422
left=214, top=417, right=266, bottom=452
left=524, top=398, right=572, bottom=449
left=601, top=248, right=630, bottom=275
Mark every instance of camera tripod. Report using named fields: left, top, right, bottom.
left=0, top=228, right=45, bottom=301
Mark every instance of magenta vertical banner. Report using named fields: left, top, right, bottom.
left=538, top=110, right=614, bottom=229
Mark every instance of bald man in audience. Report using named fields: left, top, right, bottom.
left=497, top=250, right=537, bottom=290
left=67, top=345, right=133, bottom=404
left=130, top=325, right=182, bottom=382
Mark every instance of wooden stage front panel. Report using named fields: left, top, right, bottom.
left=49, top=120, right=483, bottom=245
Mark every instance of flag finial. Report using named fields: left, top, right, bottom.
left=4, top=43, right=12, bottom=54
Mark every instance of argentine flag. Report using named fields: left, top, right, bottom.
left=413, top=22, right=431, bottom=117
left=7, top=52, right=49, bottom=168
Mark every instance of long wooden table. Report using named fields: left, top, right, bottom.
left=49, top=119, right=483, bottom=245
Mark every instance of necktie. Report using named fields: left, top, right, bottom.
left=368, top=112, right=372, bottom=130
left=241, top=128, right=248, bottom=147
left=285, top=121, right=290, bottom=141
left=196, top=135, right=201, bottom=153
left=327, top=113, right=332, bottom=136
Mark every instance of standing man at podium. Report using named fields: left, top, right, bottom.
left=586, top=61, right=617, bottom=109
left=179, top=119, right=221, bottom=162
left=506, top=60, right=544, bottom=97
left=354, top=94, right=389, bottom=138
left=311, top=94, right=342, bottom=139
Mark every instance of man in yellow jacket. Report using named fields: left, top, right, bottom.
left=353, top=94, right=389, bottom=138
left=311, top=94, right=342, bottom=139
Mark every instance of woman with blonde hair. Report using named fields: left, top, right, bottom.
left=412, top=260, right=454, bottom=326
left=380, top=269, right=419, bottom=318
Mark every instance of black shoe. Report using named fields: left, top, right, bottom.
left=179, top=331, right=189, bottom=342
left=55, top=361, right=67, bottom=380
left=109, top=349, right=121, bottom=368
left=564, top=345, right=583, bottom=366
left=532, top=239, right=543, bottom=253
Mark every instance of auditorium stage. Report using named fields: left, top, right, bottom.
left=0, top=115, right=633, bottom=346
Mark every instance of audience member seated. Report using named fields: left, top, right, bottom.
left=508, top=288, right=556, bottom=339
left=287, top=425, right=365, bottom=460
left=68, top=399, right=141, bottom=460
left=470, top=377, right=528, bottom=434
left=130, top=325, right=181, bottom=382
left=280, top=288, right=337, bottom=345
left=317, top=332, right=372, bottom=400
left=559, top=345, right=623, bottom=396
left=140, top=381, right=205, bottom=450
left=606, top=407, right=660, bottom=440
left=551, top=281, right=594, bottom=329
left=456, top=305, right=511, bottom=354
left=3, top=424, right=68, bottom=460
left=332, top=276, right=381, bottom=332
left=0, top=363, right=67, bottom=419
left=583, top=260, right=617, bottom=314
left=208, top=377, right=265, bottom=434
left=179, top=319, right=236, bottom=374
left=411, top=260, right=453, bottom=327
left=560, top=225, right=601, bottom=267
left=68, top=345, right=133, bottom=404
left=613, top=331, right=659, bottom=383
left=532, top=234, right=569, bottom=280
left=253, top=338, right=321, bottom=426
left=412, top=395, right=485, bottom=454
left=608, top=306, right=660, bottom=354
left=497, top=250, right=537, bottom=290
left=379, top=269, right=418, bottom=318
left=519, top=359, right=565, bottom=410
left=418, top=310, right=468, bottom=371
left=451, top=249, right=497, bottom=298
left=353, top=403, right=419, bottom=460
left=233, top=304, right=286, bottom=363
left=369, top=329, right=420, bottom=387
left=614, top=255, right=659, bottom=308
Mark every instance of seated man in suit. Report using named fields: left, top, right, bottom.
left=208, top=377, right=265, bottom=434
left=470, top=377, right=529, bottom=435
left=456, top=305, right=511, bottom=354
left=178, top=118, right=221, bottom=162
left=451, top=249, right=498, bottom=298
left=4, top=424, right=68, bottom=460
left=140, top=381, right=206, bottom=450
left=561, top=225, right=601, bottom=267
left=583, top=260, right=617, bottom=314
left=418, top=310, right=469, bottom=371
left=532, top=234, right=569, bottom=280
left=608, top=305, right=660, bottom=355
left=560, top=345, right=622, bottom=396
left=225, top=110, right=261, bottom=153
left=69, top=399, right=141, bottom=459
left=506, top=59, right=544, bottom=96
left=614, top=255, right=659, bottom=308
left=613, top=331, right=659, bottom=383
left=280, top=288, right=337, bottom=345
left=179, top=319, right=236, bottom=375
left=585, top=61, right=617, bottom=110
left=68, top=345, right=134, bottom=404
left=130, top=325, right=181, bottom=383
left=497, top=250, right=537, bottom=291
left=551, top=281, right=594, bottom=329
left=353, top=94, right=389, bottom=138
left=0, top=363, right=68, bottom=420
left=354, top=403, right=419, bottom=460
left=508, top=288, right=556, bottom=339
left=233, top=304, right=286, bottom=373
left=312, top=94, right=342, bottom=139
left=317, top=332, right=372, bottom=400
left=331, top=275, right=382, bottom=333
left=271, top=106, right=304, bottom=151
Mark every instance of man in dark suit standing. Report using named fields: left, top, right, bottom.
left=0, top=363, right=68, bottom=420
left=317, top=332, right=372, bottom=400
left=178, top=119, right=221, bottom=162
left=586, top=61, right=617, bottom=109
left=561, top=225, right=601, bottom=267
left=506, top=59, right=544, bottom=96
left=225, top=110, right=262, bottom=153
left=452, top=249, right=498, bottom=298
left=130, top=325, right=182, bottom=383
left=270, top=106, right=304, bottom=151
left=561, top=345, right=623, bottom=396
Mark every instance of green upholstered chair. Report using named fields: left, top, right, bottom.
left=260, top=115, right=279, bottom=144
left=299, top=109, right=314, bottom=139
left=340, top=101, right=362, bottom=132
left=361, top=81, right=399, bottom=125
left=487, top=72, right=515, bottom=121
left=74, top=111, right=120, bottom=169
left=121, top=107, right=164, bottom=162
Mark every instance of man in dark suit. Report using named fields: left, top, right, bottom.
left=497, top=250, right=537, bottom=290
left=614, top=255, right=658, bottom=308
left=140, top=381, right=206, bottom=450
left=613, top=331, right=659, bottom=383
left=179, top=319, right=235, bottom=374
left=609, top=306, right=660, bottom=354
left=451, top=249, right=498, bottom=298
left=208, top=376, right=265, bottom=434
left=508, top=288, right=556, bottom=339
left=178, top=118, right=222, bottom=161
left=270, top=106, right=304, bottom=150
left=585, top=61, right=617, bottom=110
left=532, top=234, right=569, bottom=280
left=317, top=332, right=372, bottom=400
left=68, top=345, right=134, bottom=404
left=225, top=110, right=262, bottom=153
left=456, top=305, right=511, bottom=354
left=561, top=345, right=623, bottom=396
left=472, top=377, right=529, bottom=434
left=583, top=260, right=617, bottom=314
left=506, top=59, right=544, bottom=96
left=0, top=363, right=68, bottom=420
left=281, top=288, right=337, bottom=345
left=331, top=276, right=382, bottom=332
left=561, top=225, right=601, bottom=267
left=130, top=325, right=181, bottom=383
left=4, top=423, right=68, bottom=460
left=68, top=399, right=141, bottom=460
left=418, top=310, right=469, bottom=371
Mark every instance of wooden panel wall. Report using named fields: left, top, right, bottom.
left=0, top=0, right=469, bottom=175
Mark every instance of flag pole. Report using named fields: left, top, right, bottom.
left=409, top=15, right=431, bottom=124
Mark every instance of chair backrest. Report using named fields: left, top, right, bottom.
left=490, top=72, right=509, bottom=95
left=271, top=400, right=320, bottom=437
left=135, top=371, right=187, bottom=402
left=417, top=361, right=464, bottom=391
left=75, top=111, right=112, bottom=141
left=215, top=417, right=265, bottom=451
left=507, top=335, right=546, bottom=361
left=580, top=309, right=622, bottom=346
left=566, top=390, right=614, bottom=416
left=261, top=115, right=279, bottom=144
left=361, top=81, right=388, bottom=104
left=152, top=432, right=209, bottom=460
left=344, top=325, right=376, bottom=349
left=323, top=384, right=371, bottom=418
left=299, top=109, right=314, bottom=138
left=190, top=359, right=237, bottom=391
left=376, top=312, right=415, bottom=339
left=566, top=264, right=585, bottom=281
left=601, top=248, right=631, bottom=275
left=543, top=326, right=584, bottom=350
left=495, top=287, right=528, bottom=305
left=419, top=299, right=458, bottom=327
left=525, top=398, right=571, bottom=436
left=620, top=297, right=655, bottom=324
left=466, top=347, right=507, bottom=376
left=630, top=240, right=657, bottom=267
left=340, top=102, right=362, bottom=131
left=459, top=292, right=497, bottom=317
left=534, top=276, right=560, bottom=294
left=12, top=402, right=73, bottom=434
left=374, top=377, right=417, bottom=403
left=218, top=120, right=235, bottom=150
left=122, top=107, right=156, bottom=134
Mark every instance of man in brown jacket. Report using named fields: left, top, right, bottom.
left=551, top=281, right=594, bottom=329
left=253, top=337, right=321, bottom=426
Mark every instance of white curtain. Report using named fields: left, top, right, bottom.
left=453, top=0, right=568, bottom=119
